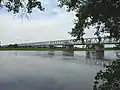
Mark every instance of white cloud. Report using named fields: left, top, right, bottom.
left=41, top=0, right=51, bottom=5
left=0, top=10, right=75, bottom=45
left=0, top=0, right=96, bottom=45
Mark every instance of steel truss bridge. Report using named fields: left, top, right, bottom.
left=18, top=37, right=120, bottom=47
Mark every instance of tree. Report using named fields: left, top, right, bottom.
left=14, top=44, right=18, bottom=48
left=1, top=0, right=120, bottom=41
left=93, top=60, right=120, bottom=90
left=58, top=0, right=120, bottom=41
left=0, top=0, right=44, bottom=14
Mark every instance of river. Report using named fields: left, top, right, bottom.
left=0, top=50, right=118, bottom=90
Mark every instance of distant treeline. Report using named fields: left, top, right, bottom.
left=1, top=44, right=61, bottom=48
left=1, top=44, right=120, bottom=51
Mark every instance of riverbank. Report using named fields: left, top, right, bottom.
left=0, top=48, right=85, bottom=51
left=0, top=47, right=119, bottom=51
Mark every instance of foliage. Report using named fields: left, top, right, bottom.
left=58, top=0, right=120, bottom=41
left=0, top=0, right=44, bottom=14
left=93, top=60, right=120, bottom=90
left=49, top=45, right=55, bottom=49
left=8, top=44, right=18, bottom=48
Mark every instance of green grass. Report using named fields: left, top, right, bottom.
left=0, top=47, right=87, bottom=51
left=0, top=48, right=54, bottom=51
left=0, top=47, right=119, bottom=51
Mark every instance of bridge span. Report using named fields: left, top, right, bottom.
left=18, top=37, right=120, bottom=47
left=4, top=37, right=120, bottom=59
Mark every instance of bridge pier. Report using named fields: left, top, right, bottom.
left=86, top=51, right=91, bottom=58
left=86, top=44, right=92, bottom=58
left=95, top=44, right=104, bottom=59
left=49, top=45, right=55, bottom=49
left=86, top=44, right=104, bottom=59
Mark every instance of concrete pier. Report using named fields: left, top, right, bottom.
left=86, top=44, right=104, bottom=59
left=49, top=45, right=55, bottom=49
left=95, top=44, right=104, bottom=59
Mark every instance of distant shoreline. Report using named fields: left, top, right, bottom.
left=0, top=47, right=119, bottom=51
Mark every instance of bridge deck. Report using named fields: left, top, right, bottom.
left=17, top=37, right=120, bottom=47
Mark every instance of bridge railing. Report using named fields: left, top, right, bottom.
left=17, top=37, right=120, bottom=47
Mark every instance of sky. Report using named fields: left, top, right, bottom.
left=0, top=0, right=95, bottom=45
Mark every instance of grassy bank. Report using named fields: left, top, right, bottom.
left=0, top=48, right=55, bottom=51
left=0, top=47, right=119, bottom=51
left=0, top=47, right=88, bottom=51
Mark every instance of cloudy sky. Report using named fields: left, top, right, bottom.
left=0, top=0, right=95, bottom=45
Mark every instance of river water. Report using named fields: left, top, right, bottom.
left=0, top=50, right=118, bottom=90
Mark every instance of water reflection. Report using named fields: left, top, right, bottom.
left=86, top=51, right=104, bottom=59
left=0, top=77, right=59, bottom=90
left=13, top=51, right=18, bottom=56
left=46, top=51, right=55, bottom=58
left=9, top=50, right=116, bottom=60
left=85, top=51, right=112, bottom=66
left=85, top=57, right=113, bottom=66
left=60, top=51, right=112, bottom=66
left=62, top=51, right=74, bottom=56
left=0, top=51, right=118, bottom=90
left=0, top=51, right=115, bottom=67
left=48, top=51, right=55, bottom=56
